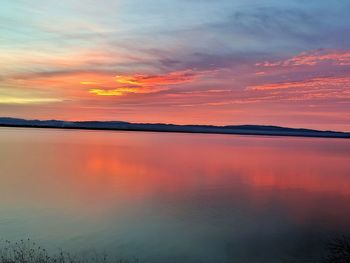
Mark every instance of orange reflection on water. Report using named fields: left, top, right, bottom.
left=79, top=134, right=350, bottom=196
left=0, top=128, right=350, bottom=226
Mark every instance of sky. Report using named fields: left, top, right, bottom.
left=1, top=0, right=350, bottom=131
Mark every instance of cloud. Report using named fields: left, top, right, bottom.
left=258, top=49, right=350, bottom=67
left=88, top=86, right=166, bottom=96
left=0, top=97, right=62, bottom=104
left=87, top=69, right=212, bottom=96
left=3, top=67, right=214, bottom=99
left=115, top=70, right=207, bottom=86
left=248, top=76, right=350, bottom=91
left=244, top=76, right=350, bottom=104
left=80, top=81, right=102, bottom=85
left=230, top=7, right=316, bottom=39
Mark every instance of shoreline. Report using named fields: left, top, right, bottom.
left=1, top=124, right=349, bottom=139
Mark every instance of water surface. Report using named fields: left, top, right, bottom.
left=0, top=128, right=349, bottom=262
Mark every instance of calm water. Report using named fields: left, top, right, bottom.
left=0, top=127, right=350, bottom=262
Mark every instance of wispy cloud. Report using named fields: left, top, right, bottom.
left=248, top=76, right=350, bottom=91
left=5, top=69, right=212, bottom=98
left=86, top=70, right=212, bottom=96
left=257, top=49, right=350, bottom=67
left=88, top=86, right=166, bottom=96
left=0, top=97, right=62, bottom=104
left=115, top=70, right=206, bottom=86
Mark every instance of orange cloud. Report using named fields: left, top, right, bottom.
left=257, top=49, right=350, bottom=67
left=6, top=69, right=208, bottom=98
left=88, top=70, right=208, bottom=96
left=88, top=86, right=166, bottom=96
left=80, top=81, right=102, bottom=85
left=115, top=70, right=205, bottom=86
left=89, top=89, right=128, bottom=96
left=248, top=76, right=350, bottom=91
left=0, top=97, right=62, bottom=104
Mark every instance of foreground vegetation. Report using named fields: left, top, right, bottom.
left=0, top=237, right=349, bottom=262
left=324, top=236, right=350, bottom=263
left=0, top=240, right=137, bottom=263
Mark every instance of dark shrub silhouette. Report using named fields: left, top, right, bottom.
left=325, top=236, right=350, bottom=263
left=0, top=239, right=137, bottom=263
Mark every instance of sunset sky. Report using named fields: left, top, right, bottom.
left=1, top=0, right=350, bottom=130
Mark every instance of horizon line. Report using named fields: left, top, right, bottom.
left=0, top=116, right=349, bottom=136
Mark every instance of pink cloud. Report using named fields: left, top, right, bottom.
left=248, top=76, right=350, bottom=91
left=257, top=49, right=350, bottom=67
left=115, top=70, right=210, bottom=86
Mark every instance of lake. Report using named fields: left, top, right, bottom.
left=0, top=127, right=349, bottom=262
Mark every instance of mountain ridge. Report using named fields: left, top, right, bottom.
left=0, top=117, right=349, bottom=139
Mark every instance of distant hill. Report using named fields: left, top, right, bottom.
left=0, top=117, right=349, bottom=138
